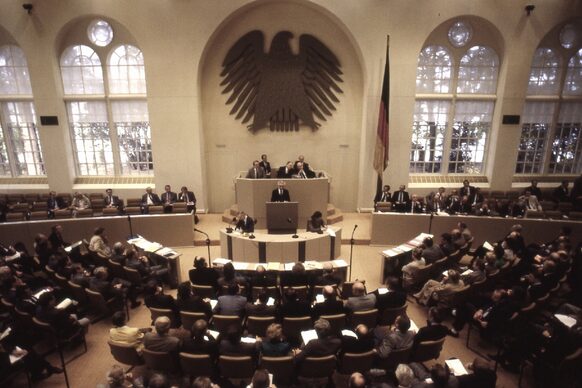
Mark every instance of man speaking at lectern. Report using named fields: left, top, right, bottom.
left=271, top=181, right=291, bottom=202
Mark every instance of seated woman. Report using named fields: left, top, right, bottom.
left=413, top=269, right=464, bottom=306
left=401, top=247, right=426, bottom=289
left=307, top=211, right=326, bottom=233
left=259, top=323, right=293, bottom=357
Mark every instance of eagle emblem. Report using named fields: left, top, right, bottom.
left=220, top=30, right=343, bottom=132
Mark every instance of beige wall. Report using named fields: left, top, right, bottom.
left=0, top=0, right=578, bottom=212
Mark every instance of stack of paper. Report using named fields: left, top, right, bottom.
left=266, top=297, right=275, bottom=306
left=267, top=262, right=280, bottom=271
left=377, top=288, right=389, bottom=295
left=241, top=337, right=257, bottom=344
left=209, top=300, right=218, bottom=309
left=341, top=329, right=357, bottom=338
left=233, top=262, right=248, bottom=270
left=315, top=294, right=325, bottom=304
left=555, top=314, right=577, bottom=328
left=56, top=298, right=73, bottom=310
left=445, top=359, right=469, bottom=376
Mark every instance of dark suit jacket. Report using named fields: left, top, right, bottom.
left=279, top=300, right=311, bottom=318
left=375, top=290, right=407, bottom=313
left=178, top=191, right=196, bottom=204
left=245, top=302, right=277, bottom=317
left=341, top=334, right=375, bottom=354
left=277, top=166, right=294, bottom=178
left=161, top=191, right=178, bottom=205
left=89, top=277, right=123, bottom=301
left=293, top=162, right=316, bottom=178
left=103, top=195, right=120, bottom=207
left=312, top=298, right=346, bottom=319
left=189, top=267, right=219, bottom=288
left=246, top=167, right=266, bottom=179
left=259, top=161, right=271, bottom=176
left=413, top=323, right=448, bottom=349
left=177, top=296, right=212, bottom=318
left=374, top=191, right=392, bottom=204
left=423, top=245, right=444, bottom=264
left=141, top=193, right=161, bottom=206
left=236, top=216, right=255, bottom=233
left=219, top=339, right=258, bottom=357
left=250, top=273, right=277, bottom=288
left=181, top=337, right=218, bottom=359
left=460, top=186, right=476, bottom=197
left=296, top=336, right=341, bottom=362
left=271, top=188, right=290, bottom=202
left=552, top=186, right=569, bottom=202
left=144, top=332, right=180, bottom=353
left=406, top=200, right=423, bottom=213
left=392, top=190, right=410, bottom=204
left=47, top=197, right=64, bottom=210
left=145, top=294, right=179, bottom=316
left=213, top=295, right=247, bottom=316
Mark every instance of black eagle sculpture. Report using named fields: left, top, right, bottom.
left=220, top=30, right=343, bottom=132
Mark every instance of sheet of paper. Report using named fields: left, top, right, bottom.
left=233, top=262, right=249, bottom=270
left=315, top=294, right=325, bottom=304
left=267, top=262, right=280, bottom=271
left=56, top=297, right=73, bottom=310
left=156, top=247, right=176, bottom=257
left=33, top=288, right=51, bottom=300
left=377, top=287, right=389, bottom=295
left=207, top=329, right=219, bottom=339
left=555, top=314, right=577, bottom=328
left=284, top=263, right=295, bottom=271
left=213, top=258, right=231, bottom=266
left=409, top=319, right=419, bottom=334
left=327, top=228, right=336, bottom=238
left=0, top=327, right=11, bottom=341
left=301, top=329, right=318, bottom=345
left=267, top=297, right=275, bottom=306
left=483, top=241, right=494, bottom=251
left=332, top=259, right=348, bottom=268
left=461, top=269, right=474, bottom=276
left=341, top=329, right=357, bottom=338
left=445, top=359, right=469, bottom=376
left=241, top=337, right=256, bottom=344
left=9, top=346, right=26, bottom=364
left=210, top=300, right=218, bottom=309
left=304, top=261, right=323, bottom=270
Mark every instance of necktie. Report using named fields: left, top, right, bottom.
left=301, top=171, right=305, bottom=179
left=279, top=189, right=283, bottom=196
left=109, top=196, right=113, bottom=205
left=399, top=192, right=403, bottom=202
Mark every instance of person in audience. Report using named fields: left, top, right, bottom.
left=413, top=270, right=464, bottom=306
left=312, top=285, right=345, bottom=319
left=97, top=364, right=135, bottom=388
left=247, top=160, right=266, bottom=179
left=140, top=187, right=161, bottom=214
left=109, top=311, right=150, bottom=353
left=341, top=324, right=374, bottom=354
left=295, top=318, right=341, bottom=362
left=89, top=227, right=112, bottom=258
left=90, top=266, right=141, bottom=309
left=214, top=283, right=247, bottom=317
left=402, top=247, right=427, bottom=289
left=457, top=357, right=497, bottom=388
left=458, top=195, right=472, bottom=214
left=524, top=179, right=543, bottom=200
left=69, top=192, right=90, bottom=216
left=413, top=363, right=459, bottom=388
left=250, top=265, right=277, bottom=288
left=413, top=307, right=448, bottom=350
left=35, top=292, right=90, bottom=338
left=144, top=316, right=180, bottom=353
left=70, top=263, right=92, bottom=287
left=459, top=179, right=476, bottom=198
left=345, top=281, right=376, bottom=312
left=425, top=191, right=443, bottom=213
left=246, top=289, right=277, bottom=317
left=217, top=261, right=248, bottom=290
left=348, top=372, right=366, bottom=388
left=462, top=258, right=487, bottom=285
left=192, top=376, right=220, bottom=388
left=103, top=188, right=121, bottom=210
left=46, top=191, right=64, bottom=218
left=219, top=324, right=258, bottom=357
left=178, top=186, right=197, bottom=215
left=125, top=249, right=169, bottom=283
left=144, top=280, right=180, bottom=326
left=259, top=323, right=292, bottom=357
left=375, top=276, right=407, bottom=314
left=270, top=180, right=290, bottom=202
left=468, top=187, right=485, bottom=209
left=279, top=287, right=311, bottom=318
left=293, top=161, right=309, bottom=179
left=280, top=262, right=310, bottom=287
left=277, top=161, right=294, bottom=178
left=392, top=185, right=410, bottom=213
left=474, top=199, right=493, bottom=217
left=160, top=185, right=177, bottom=213
left=439, top=233, right=455, bottom=256
left=375, top=315, right=415, bottom=359
left=110, top=242, right=126, bottom=265
left=181, top=319, right=218, bottom=360
left=458, top=222, right=472, bottom=242
left=451, top=229, right=465, bottom=250
left=259, top=154, right=271, bottom=178
left=314, top=262, right=342, bottom=286
left=34, top=233, right=52, bottom=267
left=421, top=237, right=444, bottom=265
left=48, top=224, right=69, bottom=251
left=294, top=155, right=315, bottom=178
left=306, top=211, right=326, bottom=233
left=445, top=189, right=461, bottom=214
left=250, top=368, right=274, bottom=388
left=189, top=256, right=219, bottom=289
left=235, top=211, right=255, bottom=233
left=406, top=194, right=423, bottom=213
left=395, top=364, right=417, bottom=388
left=374, top=185, right=392, bottom=211
left=176, top=281, right=212, bottom=318
left=518, top=189, right=543, bottom=213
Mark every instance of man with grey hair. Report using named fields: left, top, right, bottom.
left=144, top=316, right=180, bottom=353
left=395, top=364, right=417, bottom=387
left=271, top=180, right=291, bottom=202
left=345, top=281, right=376, bottom=312
left=295, top=318, right=341, bottom=362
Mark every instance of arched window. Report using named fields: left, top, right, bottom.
left=564, top=48, right=582, bottom=96
left=0, top=45, right=44, bottom=176
left=527, top=48, right=561, bottom=95
left=410, top=20, right=499, bottom=175
left=59, top=19, right=153, bottom=176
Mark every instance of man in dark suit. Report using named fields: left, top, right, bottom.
left=421, top=237, right=444, bottom=265
left=552, top=180, right=569, bottom=203
left=259, top=154, right=271, bottom=178
left=406, top=194, right=423, bottom=213
left=250, top=265, right=277, bottom=288
left=279, top=287, right=311, bottom=318
left=375, top=315, right=415, bottom=359
left=374, top=277, right=407, bottom=315
left=103, top=188, right=121, bottom=210
left=392, top=185, right=410, bottom=213
left=160, top=185, right=177, bottom=213
left=235, top=211, right=255, bottom=233
left=413, top=307, right=449, bottom=352
left=277, top=161, right=295, bottom=178
left=219, top=325, right=258, bottom=357
left=144, top=280, right=180, bottom=325
left=144, top=316, right=180, bottom=353
left=181, top=319, right=218, bottom=360
left=524, top=179, right=543, bottom=200
left=294, top=155, right=316, bottom=178
left=459, top=179, right=476, bottom=198
left=188, top=257, right=219, bottom=289
left=468, top=188, right=485, bottom=209
left=46, top=191, right=64, bottom=218
left=296, top=318, right=341, bottom=363
left=312, top=285, right=345, bottom=319
left=245, top=290, right=277, bottom=317
left=141, top=187, right=161, bottom=214
left=178, top=186, right=197, bottom=213
left=246, top=160, right=266, bottom=179
left=374, top=185, right=392, bottom=210
left=314, top=263, right=342, bottom=286
left=213, top=284, right=247, bottom=317
left=270, top=181, right=291, bottom=202
left=341, top=324, right=375, bottom=354
left=90, top=266, right=141, bottom=308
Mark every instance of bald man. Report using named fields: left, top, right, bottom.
left=312, top=285, right=346, bottom=319
left=344, top=282, right=376, bottom=312
left=143, top=316, right=180, bottom=353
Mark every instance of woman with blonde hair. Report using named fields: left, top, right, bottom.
left=259, top=323, right=292, bottom=357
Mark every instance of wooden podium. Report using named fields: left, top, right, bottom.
left=266, top=201, right=298, bottom=234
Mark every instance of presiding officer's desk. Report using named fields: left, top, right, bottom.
left=219, top=227, right=341, bottom=263
left=235, top=176, right=329, bottom=229
left=371, top=212, right=582, bottom=247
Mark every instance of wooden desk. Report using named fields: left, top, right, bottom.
left=219, top=227, right=342, bottom=263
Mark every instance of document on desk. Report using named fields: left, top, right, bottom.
left=284, top=263, right=295, bottom=271
left=555, top=314, right=577, bottom=328
left=332, top=259, right=348, bottom=268
left=267, top=262, right=280, bottom=271
left=327, top=228, right=336, bottom=238
left=233, top=262, right=248, bottom=270
left=213, top=258, right=231, bottom=266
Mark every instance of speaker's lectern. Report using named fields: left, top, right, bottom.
left=266, top=202, right=298, bottom=234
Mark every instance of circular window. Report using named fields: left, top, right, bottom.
left=559, top=24, right=577, bottom=49
left=448, top=21, right=473, bottom=48
left=87, top=20, right=113, bottom=47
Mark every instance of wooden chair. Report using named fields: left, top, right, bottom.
left=142, top=349, right=179, bottom=374
left=102, top=207, right=120, bottom=216
left=260, top=356, right=295, bottom=386
left=54, top=209, right=72, bottom=219
left=108, top=340, right=144, bottom=372
left=339, top=350, right=375, bottom=375
left=350, top=309, right=378, bottom=329
left=67, top=281, right=89, bottom=307
left=380, top=303, right=407, bottom=326
left=29, top=211, right=47, bottom=220
left=246, top=315, right=276, bottom=337
left=319, top=313, right=346, bottom=336
left=148, top=205, right=164, bottom=214
left=149, top=307, right=174, bottom=326
left=123, top=266, right=144, bottom=286
left=282, top=316, right=312, bottom=345
left=297, top=355, right=337, bottom=385
left=180, top=311, right=208, bottom=331
left=85, top=288, right=118, bottom=320
left=378, top=345, right=413, bottom=371
left=108, top=259, right=126, bottom=279
left=180, top=353, right=213, bottom=381
left=6, top=212, right=25, bottom=222
left=192, top=284, right=216, bottom=299
left=219, top=355, right=254, bottom=384
left=411, top=337, right=446, bottom=363
left=212, top=315, right=242, bottom=335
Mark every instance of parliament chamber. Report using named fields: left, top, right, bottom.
left=1, top=1, right=582, bottom=387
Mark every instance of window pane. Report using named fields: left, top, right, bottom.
left=87, top=20, right=113, bottom=47
left=515, top=102, right=555, bottom=174
left=0, top=125, right=10, bottom=176
left=108, top=45, right=146, bottom=94
left=67, top=101, right=114, bottom=175
left=410, top=100, right=449, bottom=173
left=2, top=102, right=45, bottom=176
left=449, top=101, right=493, bottom=173
left=416, top=46, right=452, bottom=93
left=527, top=48, right=561, bottom=95
left=564, top=49, right=582, bottom=96
left=549, top=102, right=582, bottom=174
left=0, top=45, right=32, bottom=95
left=60, top=45, right=104, bottom=94
left=457, top=46, right=499, bottom=94
left=111, top=101, right=153, bottom=175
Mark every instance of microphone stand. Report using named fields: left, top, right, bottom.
left=127, top=215, right=135, bottom=238
left=349, top=225, right=358, bottom=281
left=429, top=211, right=435, bottom=234
left=195, top=228, right=211, bottom=260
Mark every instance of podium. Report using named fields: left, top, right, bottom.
left=266, top=201, right=298, bottom=234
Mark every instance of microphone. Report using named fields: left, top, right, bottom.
left=287, top=218, right=293, bottom=223
left=350, top=224, right=358, bottom=240
left=194, top=228, right=209, bottom=237
left=288, top=218, right=298, bottom=239
left=226, top=217, right=236, bottom=233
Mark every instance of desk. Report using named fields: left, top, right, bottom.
left=235, top=178, right=329, bottom=229
left=219, top=227, right=342, bottom=263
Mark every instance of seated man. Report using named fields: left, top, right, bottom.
left=219, top=325, right=258, bottom=357
left=374, top=185, right=392, bottom=211
left=279, top=287, right=311, bottom=318
left=90, top=266, right=141, bottom=309
left=341, top=324, right=374, bottom=354
left=235, top=211, right=255, bottom=233
left=293, top=161, right=309, bottom=179
left=421, top=237, right=444, bottom=265
left=406, top=194, right=423, bottom=213
left=294, top=155, right=316, bottom=178
left=103, top=188, right=121, bottom=210
left=375, top=315, right=414, bottom=359
left=259, top=154, right=271, bottom=178
left=374, top=276, right=407, bottom=315
left=412, top=307, right=449, bottom=352
left=270, top=180, right=291, bottom=202
left=125, top=249, right=169, bottom=284
left=552, top=180, right=570, bottom=203
left=140, top=187, right=161, bottom=214
left=46, top=191, right=64, bottom=218
left=144, top=280, right=180, bottom=325
left=245, top=289, right=277, bottom=317
left=189, top=256, right=219, bottom=289
left=144, top=316, right=181, bottom=353
left=345, top=282, right=376, bottom=312
left=213, top=284, right=247, bottom=317
left=69, top=192, right=90, bottom=216
left=312, top=285, right=346, bottom=319
left=314, top=262, right=342, bottom=286
left=295, top=318, right=341, bottom=363
left=519, top=190, right=543, bottom=213
left=246, top=160, right=265, bottom=179
left=89, top=227, right=112, bottom=258
left=459, top=179, right=476, bottom=198
left=35, top=292, right=90, bottom=339
left=413, top=269, right=464, bottom=306
left=277, top=161, right=295, bottom=178
left=391, top=185, right=409, bottom=213
left=178, top=186, right=197, bottom=214
left=181, top=319, right=218, bottom=360
left=160, top=185, right=177, bottom=213
left=109, top=311, right=150, bottom=353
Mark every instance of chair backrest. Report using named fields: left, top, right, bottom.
left=376, top=202, right=392, bottom=212
left=246, top=315, right=276, bottom=337
left=149, top=307, right=174, bottom=325
left=379, top=345, right=412, bottom=370
left=341, top=282, right=363, bottom=299
left=192, top=284, right=216, bottom=299
left=6, top=212, right=25, bottom=222
left=351, top=309, right=378, bottom=329
left=179, top=353, right=213, bottom=378
left=380, top=303, right=407, bottom=326
left=148, top=205, right=164, bottom=214
left=29, top=211, right=47, bottom=220
left=319, top=313, right=346, bottom=336
left=86, top=288, right=113, bottom=317
left=282, top=316, right=312, bottom=343
left=298, top=355, right=337, bottom=379
left=260, top=356, right=295, bottom=386
left=123, top=266, right=143, bottom=285
left=126, top=198, right=141, bottom=207
left=76, top=209, right=93, bottom=218
left=172, top=203, right=188, bottom=213
left=218, top=355, right=254, bottom=380
left=439, top=285, right=471, bottom=309
left=102, top=207, right=120, bottom=216
left=180, top=311, right=208, bottom=331
left=290, top=286, right=309, bottom=302
left=544, top=210, right=562, bottom=220
left=525, top=210, right=544, bottom=219
left=54, top=273, right=70, bottom=291
left=125, top=206, right=141, bottom=215
left=142, top=348, right=179, bottom=373
left=108, top=259, right=126, bottom=279
left=312, top=284, right=338, bottom=300
left=409, top=264, right=433, bottom=289
left=470, top=278, right=487, bottom=297
left=108, top=340, right=144, bottom=367
left=340, top=350, right=375, bottom=374
left=67, top=281, right=88, bottom=304
left=412, top=337, right=446, bottom=363
left=54, top=209, right=72, bottom=219
left=213, top=315, right=242, bottom=335
left=251, top=286, right=279, bottom=301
